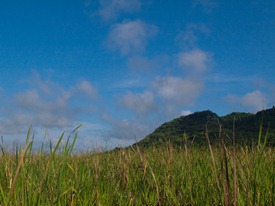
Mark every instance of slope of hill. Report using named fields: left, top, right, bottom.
left=135, top=107, right=275, bottom=147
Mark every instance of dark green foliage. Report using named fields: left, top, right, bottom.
left=136, top=107, right=275, bottom=147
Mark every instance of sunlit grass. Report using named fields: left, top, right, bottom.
left=0, top=126, right=274, bottom=205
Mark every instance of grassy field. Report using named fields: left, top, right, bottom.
left=0, top=128, right=274, bottom=205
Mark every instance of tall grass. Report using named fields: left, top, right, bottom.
left=0, top=126, right=274, bottom=205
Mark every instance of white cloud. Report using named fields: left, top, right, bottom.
left=176, top=24, right=213, bottom=74
left=181, top=110, right=193, bottom=116
left=226, top=90, right=268, bottom=112
left=74, top=80, right=97, bottom=99
left=107, top=20, right=157, bottom=55
left=178, top=49, right=212, bottom=73
left=117, top=75, right=203, bottom=123
left=0, top=74, right=98, bottom=134
left=98, top=0, right=141, bottom=21
left=241, top=90, right=267, bottom=111
left=14, top=89, right=72, bottom=128
left=122, top=91, right=157, bottom=114
left=153, top=76, right=203, bottom=106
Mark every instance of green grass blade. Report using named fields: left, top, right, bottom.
left=51, top=132, right=65, bottom=156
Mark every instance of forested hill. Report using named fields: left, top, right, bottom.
left=134, top=107, right=275, bottom=147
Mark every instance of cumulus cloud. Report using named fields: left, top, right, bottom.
left=97, top=0, right=141, bottom=21
left=107, top=20, right=157, bottom=55
left=108, top=74, right=206, bottom=139
left=0, top=74, right=97, bottom=134
left=122, top=91, right=157, bottom=114
left=226, top=90, right=268, bottom=112
left=176, top=23, right=213, bottom=74
left=241, top=90, right=267, bottom=111
left=74, top=80, right=97, bottom=98
left=153, top=76, right=203, bottom=106
left=178, top=49, right=212, bottom=73
left=14, top=89, right=72, bottom=128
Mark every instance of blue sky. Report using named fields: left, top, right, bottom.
left=0, top=0, right=274, bottom=150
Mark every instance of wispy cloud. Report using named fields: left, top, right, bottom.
left=193, top=0, right=218, bottom=13
left=127, top=54, right=169, bottom=71
left=177, top=23, right=210, bottom=49
left=206, top=73, right=253, bottom=83
left=113, top=78, right=142, bottom=89
left=107, top=20, right=157, bottom=55
left=97, top=0, right=141, bottom=21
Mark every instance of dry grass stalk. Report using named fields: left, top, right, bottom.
left=168, top=140, right=173, bottom=187
left=120, top=149, right=128, bottom=188
left=205, top=125, right=221, bottom=194
left=217, top=120, right=231, bottom=206
left=184, top=133, right=191, bottom=182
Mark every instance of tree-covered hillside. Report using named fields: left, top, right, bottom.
left=135, top=107, right=275, bottom=147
